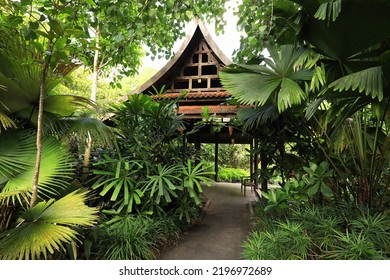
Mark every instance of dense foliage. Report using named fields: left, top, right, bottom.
left=228, top=0, right=390, bottom=260
left=1, top=0, right=389, bottom=261
left=243, top=203, right=390, bottom=260
left=225, top=0, right=390, bottom=209
left=0, top=0, right=224, bottom=260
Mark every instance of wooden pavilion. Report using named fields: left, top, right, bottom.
left=128, top=18, right=258, bottom=182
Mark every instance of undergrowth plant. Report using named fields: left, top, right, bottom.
left=93, top=215, right=181, bottom=260
left=242, top=221, right=311, bottom=260
left=243, top=204, right=390, bottom=260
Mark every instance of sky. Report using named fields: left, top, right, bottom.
left=142, top=0, right=242, bottom=70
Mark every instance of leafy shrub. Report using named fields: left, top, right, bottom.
left=349, top=210, right=390, bottom=252
left=290, top=205, right=343, bottom=256
left=327, top=230, right=385, bottom=260
left=245, top=204, right=390, bottom=260
left=218, top=167, right=249, bottom=182
left=261, top=161, right=336, bottom=212
left=94, top=215, right=181, bottom=260
left=172, top=193, right=203, bottom=224
left=242, top=221, right=311, bottom=260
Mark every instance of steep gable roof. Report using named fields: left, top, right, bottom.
left=124, top=19, right=253, bottom=144
left=131, top=18, right=232, bottom=96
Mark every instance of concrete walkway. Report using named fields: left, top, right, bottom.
left=158, top=182, right=256, bottom=260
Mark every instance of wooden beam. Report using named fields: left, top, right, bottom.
left=214, top=133, right=219, bottom=181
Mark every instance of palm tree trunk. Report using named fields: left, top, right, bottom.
left=30, top=61, right=50, bottom=208
left=81, top=133, right=92, bottom=183
left=91, top=24, right=100, bottom=102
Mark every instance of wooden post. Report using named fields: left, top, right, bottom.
left=250, top=139, right=254, bottom=179
left=254, top=138, right=259, bottom=190
left=260, top=144, right=268, bottom=194
left=195, top=132, right=201, bottom=166
left=214, top=133, right=219, bottom=181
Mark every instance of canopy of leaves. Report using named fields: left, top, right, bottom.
left=1, top=0, right=229, bottom=78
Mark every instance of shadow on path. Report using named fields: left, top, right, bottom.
left=158, top=182, right=256, bottom=260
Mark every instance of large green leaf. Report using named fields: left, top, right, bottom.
left=329, top=66, right=383, bottom=101
left=0, top=130, right=74, bottom=203
left=0, top=109, right=16, bottom=131
left=92, top=156, right=144, bottom=213
left=221, top=45, right=312, bottom=114
left=0, top=191, right=98, bottom=260
left=43, top=95, right=96, bottom=116
left=143, top=164, right=180, bottom=205
left=237, top=105, right=280, bottom=130
left=314, top=0, right=342, bottom=22
left=220, top=71, right=281, bottom=106
left=277, top=78, right=308, bottom=112
left=0, top=26, right=95, bottom=132
left=297, top=0, right=390, bottom=61
left=66, top=116, right=116, bottom=147
left=0, top=130, right=34, bottom=183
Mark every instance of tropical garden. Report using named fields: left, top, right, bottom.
left=0, top=0, right=225, bottom=260
left=0, top=0, right=389, bottom=260
left=221, top=0, right=390, bottom=259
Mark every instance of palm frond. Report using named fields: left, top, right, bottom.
left=0, top=26, right=81, bottom=123
left=305, top=95, right=327, bottom=120
left=237, top=105, right=279, bottom=131
left=0, top=190, right=30, bottom=206
left=0, top=191, right=98, bottom=260
left=1, top=130, right=74, bottom=203
left=237, top=64, right=279, bottom=76
left=221, top=45, right=312, bottom=113
left=43, top=95, right=97, bottom=117
left=0, top=109, right=16, bottom=132
left=220, top=72, right=281, bottom=106
left=329, top=66, right=383, bottom=101
left=277, top=78, right=308, bottom=112
left=314, top=0, right=342, bottom=22
left=0, top=130, right=35, bottom=183
left=67, top=116, right=116, bottom=147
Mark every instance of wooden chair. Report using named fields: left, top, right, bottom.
left=240, top=175, right=256, bottom=196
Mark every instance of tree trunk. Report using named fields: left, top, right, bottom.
left=81, top=133, right=92, bottom=183
left=30, top=61, right=50, bottom=208
left=91, top=24, right=100, bottom=102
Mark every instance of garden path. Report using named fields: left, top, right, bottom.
left=158, top=182, right=256, bottom=260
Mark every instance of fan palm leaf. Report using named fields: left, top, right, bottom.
left=0, top=130, right=35, bottom=183
left=314, top=0, right=342, bottom=23
left=0, top=99, right=16, bottom=131
left=237, top=105, right=280, bottom=131
left=0, top=130, right=74, bottom=205
left=220, top=45, right=313, bottom=114
left=329, top=66, right=383, bottom=101
left=294, top=0, right=390, bottom=124
left=0, top=26, right=101, bottom=130
left=0, top=190, right=98, bottom=260
left=0, top=26, right=114, bottom=150
left=66, top=115, right=116, bottom=147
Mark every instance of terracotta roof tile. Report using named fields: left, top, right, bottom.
left=178, top=105, right=238, bottom=115
left=152, top=91, right=231, bottom=99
